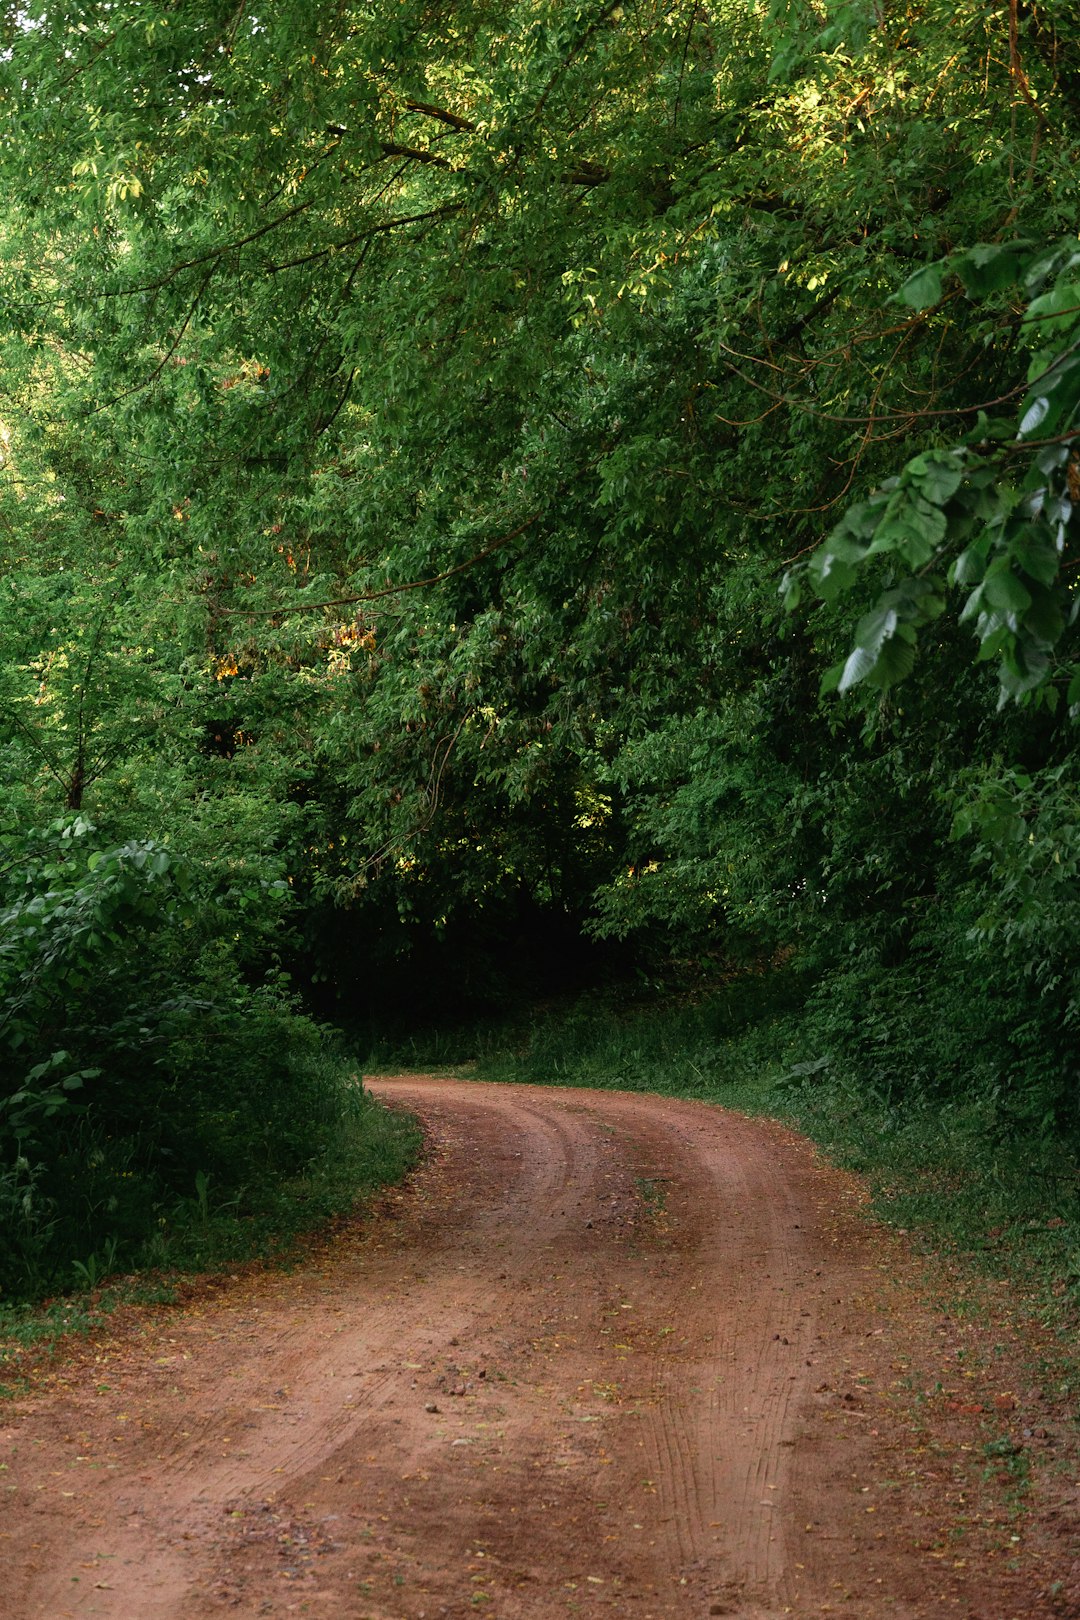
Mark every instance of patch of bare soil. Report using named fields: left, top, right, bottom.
left=2, top=1078, right=1077, bottom=1619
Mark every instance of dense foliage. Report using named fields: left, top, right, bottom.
left=0, top=813, right=398, bottom=1293
left=2, top=0, right=1080, bottom=1292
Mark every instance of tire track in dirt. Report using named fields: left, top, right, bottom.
left=0, top=1078, right=1066, bottom=1620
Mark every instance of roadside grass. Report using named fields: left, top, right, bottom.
left=0, top=1084, right=421, bottom=1388
left=140, top=1082, right=422, bottom=1276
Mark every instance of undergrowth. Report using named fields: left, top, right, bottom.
left=0, top=1084, right=421, bottom=1383
left=134, top=1079, right=421, bottom=1276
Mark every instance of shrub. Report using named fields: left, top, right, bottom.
left=0, top=817, right=360, bottom=1297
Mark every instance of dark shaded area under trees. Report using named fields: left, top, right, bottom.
left=3, top=0, right=1080, bottom=1298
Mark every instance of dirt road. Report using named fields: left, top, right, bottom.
left=2, top=1078, right=1073, bottom=1619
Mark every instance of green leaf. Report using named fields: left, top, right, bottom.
left=1019, top=357, right=1080, bottom=445
left=808, top=534, right=867, bottom=601
left=1037, top=443, right=1072, bottom=476
left=834, top=599, right=918, bottom=694
left=1022, top=586, right=1065, bottom=647
left=837, top=645, right=877, bottom=692
left=869, top=495, right=945, bottom=567
left=780, top=570, right=803, bottom=611
left=951, top=537, right=992, bottom=586
left=983, top=568, right=1033, bottom=615
left=819, top=659, right=846, bottom=696
left=853, top=604, right=898, bottom=655
left=1011, top=526, right=1060, bottom=587
left=914, top=591, right=947, bottom=622
left=865, top=635, right=916, bottom=688
left=893, top=263, right=944, bottom=309
left=906, top=452, right=964, bottom=505
left=1018, top=397, right=1050, bottom=438
left=974, top=620, right=1010, bottom=661
left=1021, top=282, right=1080, bottom=344
left=952, top=240, right=1035, bottom=296
left=999, top=646, right=1050, bottom=698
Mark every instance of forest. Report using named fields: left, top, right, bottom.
left=2, top=0, right=1080, bottom=1305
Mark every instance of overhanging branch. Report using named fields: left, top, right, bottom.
left=219, top=511, right=542, bottom=618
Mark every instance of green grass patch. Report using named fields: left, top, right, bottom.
left=784, top=1081, right=1080, bottom=1322
left=0, top=1279, right=180, bottom=1396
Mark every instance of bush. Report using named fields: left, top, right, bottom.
left=0, top=816, right=367, bottom=1298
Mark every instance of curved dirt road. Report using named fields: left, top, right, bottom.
left=1, top=1079, right=1067, bottom=1620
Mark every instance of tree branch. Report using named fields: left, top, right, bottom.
left=91, top=197, right=319, bottom=298
left=265, top=203, right=464, bottom=275
left=220, top=511, right=542, bottom=618
left=380, top=141, right=455, bottom=169
left=404, top=99, right=477, bottom=133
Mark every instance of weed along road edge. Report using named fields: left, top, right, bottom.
left=1, top=1077, right=1071, bottom=1620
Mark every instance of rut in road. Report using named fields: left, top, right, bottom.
left=1, top=1079, right=1054, bottom=1620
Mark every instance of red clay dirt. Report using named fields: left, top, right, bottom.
left=2, top=1077, right=1077, bottom=1620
